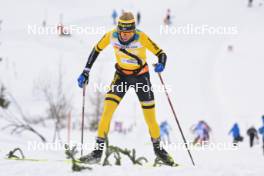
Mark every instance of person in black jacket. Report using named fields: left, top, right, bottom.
left=247, top=126, right=259, bottom=147
left=248, top=0, right=253, bottom=7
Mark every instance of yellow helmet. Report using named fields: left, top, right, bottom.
left=117, top=12, right=136, bottom=32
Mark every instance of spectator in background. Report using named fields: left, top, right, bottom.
left=258, top=116, right=264, bottom=155
left=248, top=0, right=253, bottom=7
left=137, top=11, right=141, bottom=25
left=164, top=9, right=171, bottom=25
left=112, top=9, right=118, bottom=25
left=229, top=123, right=243, bottom=146
left=192, top=120, right=211, bottom=145
left=160, top=121, right=172, bottom=144
left=247, top=126, right=259, bottom=147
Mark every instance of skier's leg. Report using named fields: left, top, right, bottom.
left=80, top=137, right=105, bottom=163
left=250, top=134, right=254, bottom=147
left=233, top=137, right=238, bottom=146
left=165, top=131, right=171, bottom=144
left=141, top=102, right=160, bottom=138
left=134, top=72, right=175, bottom=165
left=134, top=73, right=160, bottom=139
left=97, top=93, right=123, bottom=138
left=81, top=72, right=127, bottom=163
left=167, top=133, right=171, bottom=144
left=97, top=72, right=128, bottom=138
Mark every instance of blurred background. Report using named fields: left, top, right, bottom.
left=0, top=0, right=264, bottom=175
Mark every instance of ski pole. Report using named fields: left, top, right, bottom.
left=154, top=65, right=195, bottom=166
left=80, top=83, right=87, bottom=156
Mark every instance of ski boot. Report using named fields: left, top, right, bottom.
left=152, top=138, right=177, bottom=166
left=79, top=137, right=105, bottom=164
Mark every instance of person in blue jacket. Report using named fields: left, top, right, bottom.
left=229, top=123, right=243, bottom=146
left=258, top=116, right=264, bottom=155
left=160, top=121, right=171, bottom=144
left=112, top=9, right=118, bottom=25
left=192, top=120, right=211, bottom=145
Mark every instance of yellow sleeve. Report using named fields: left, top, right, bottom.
left=140, top=32, right=163, bottom=56
left=95, top=31, right=111, bottom=52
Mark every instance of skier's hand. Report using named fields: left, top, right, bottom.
left=77, top=68, right=90, bottom=88
left=154, top=63, right=165, bottom=73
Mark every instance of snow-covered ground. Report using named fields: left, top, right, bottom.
left=0, top=0, right=264, bottom=175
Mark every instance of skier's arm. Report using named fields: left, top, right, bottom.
left=141, top=32, right=167, bottom=67
left=84, top=31, right=111, bottom=70
left=84, top=48, right=100, bottom=70
left=77, top=31, right=111, bottom=88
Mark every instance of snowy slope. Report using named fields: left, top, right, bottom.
left=1, top=0, right=264, bottom=175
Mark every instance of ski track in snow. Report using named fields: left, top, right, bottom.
left=0, top=0, right=264, bottom=175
